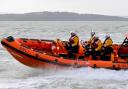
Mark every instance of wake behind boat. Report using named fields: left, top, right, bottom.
left=1, top=36, right=128, bottom=69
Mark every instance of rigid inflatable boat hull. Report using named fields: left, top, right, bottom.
left=1, top=36, right=128, bottom=69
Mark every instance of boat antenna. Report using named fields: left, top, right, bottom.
left=125, top=33, right=128, bottom=39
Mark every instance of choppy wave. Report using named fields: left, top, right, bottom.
left=0, top=67, right=128, bottom=89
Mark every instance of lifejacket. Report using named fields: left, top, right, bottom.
left=92, top=40, right=98, bottom=48
left=69, top=35, right=79, bottom=47
left=92, top=39, right=102, bottom=51
left=88, top=36, right=95, bottom=45
left=69, top=37, right=74, bottom=44
left=103, top=38, right=113, bottom=47
left=92, top=42, right=98, bottom=48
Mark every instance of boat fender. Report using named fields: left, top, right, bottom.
left=7, top=36, right=15, bottom=42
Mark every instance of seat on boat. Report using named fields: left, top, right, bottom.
left=54, top=40, right=85, bottom=59
left=51, top=39, right=68, bottom=56
left=118, top=46, right=128, bottom=57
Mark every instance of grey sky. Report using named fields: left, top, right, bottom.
left=0, top=0, right=128, bottom=16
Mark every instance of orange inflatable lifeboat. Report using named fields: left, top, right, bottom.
left=1, top=36, right=128, bottom=69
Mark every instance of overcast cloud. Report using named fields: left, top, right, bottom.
left=0, top=0, right=127, bottom=16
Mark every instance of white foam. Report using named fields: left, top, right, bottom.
left=42, top=67, right=128, bottom=81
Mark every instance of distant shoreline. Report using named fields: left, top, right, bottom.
left=0, top=11, right=128, bottom=21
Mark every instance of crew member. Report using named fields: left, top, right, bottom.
left=91, top=36, right=102, bottom=59
left=85, top=31, right=96, bottom=56
left=87, top=31, right=96, bottom=47
left=101, top=34, right=113, bottom=60
left=68, top=32, right=79, bottom=57
left=69, top=32, right=79, bottom=52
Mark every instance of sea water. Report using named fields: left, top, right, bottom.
left=0, top=21, right=128, bottom=89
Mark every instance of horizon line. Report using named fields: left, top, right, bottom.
left=0, top=11, right=126, bottom=17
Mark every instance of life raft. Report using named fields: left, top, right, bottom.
left=1, top=36, right=128, bottom=69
